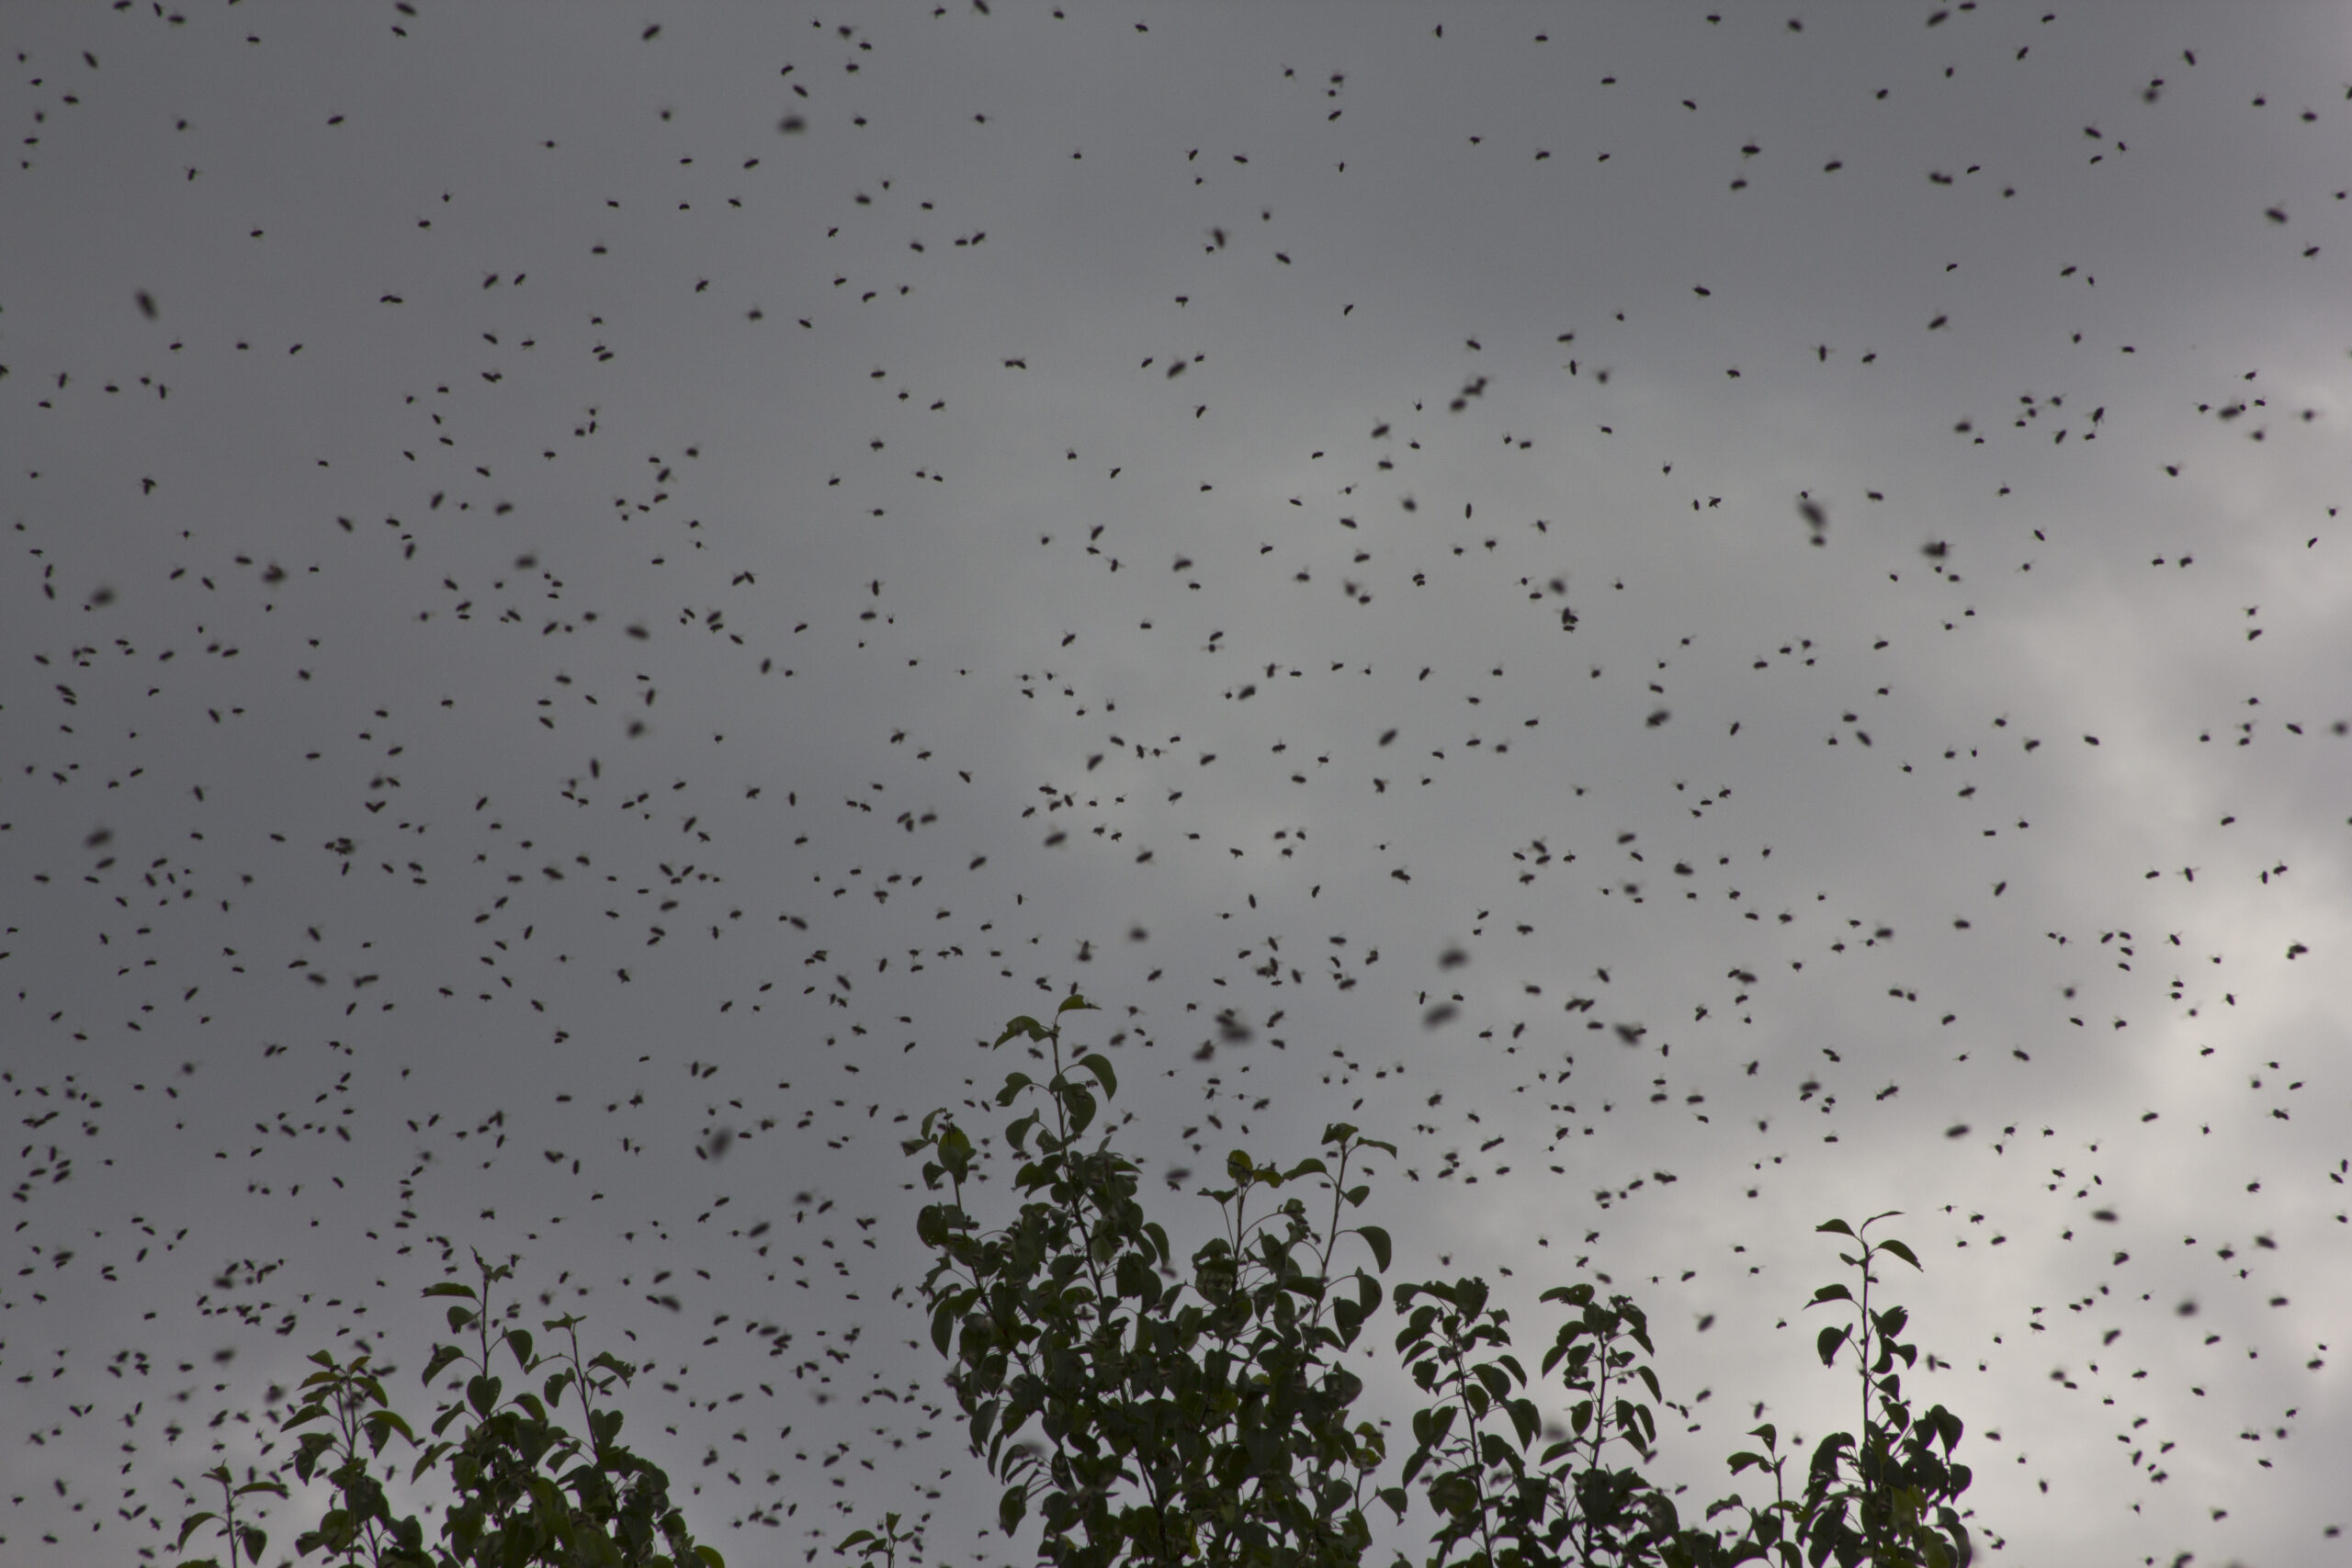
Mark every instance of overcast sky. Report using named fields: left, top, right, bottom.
left=6, top=4, right=2351, bottom=1564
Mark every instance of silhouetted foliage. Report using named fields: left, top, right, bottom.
left=175, top=1254, right=720, bottom=1568
left=175, top=996, right=1974, bottom=1568
left=892, top=997, right=1976, bottom=1567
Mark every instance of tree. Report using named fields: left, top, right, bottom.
left=895, top=996, right=1974, bottom=1568
left=175, top=1252, right=722, bottom=1568
left=178, top=995, right=1973, bottom=1568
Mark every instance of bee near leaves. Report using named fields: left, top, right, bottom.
left=172, top=1252, right=722, bottom=1568
left=885, top=1001, right=1977, bottom=1568
left=172, top=994, right=1973, bottom=1568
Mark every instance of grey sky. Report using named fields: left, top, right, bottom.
left=5, top=4, right=2350, bottom=1564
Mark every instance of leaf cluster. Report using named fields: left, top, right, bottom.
left=883, top=1002, right=1979, bottom=1568
left=175, top=1252, right=723, bottom=1568
left=903, top=996, right=1397, bottom=1568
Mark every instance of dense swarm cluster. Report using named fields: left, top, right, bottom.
left=2, top=5, right=2347, bottom=1566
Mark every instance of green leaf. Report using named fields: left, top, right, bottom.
left=291, top=1431, right=334, bottom=1483
left=932, top=1300, right=959, bottom=1356
left=938, top=1124, right=974, bottom=1182
left=1076, top=1052, right=1118, bottom=1100
left=1358, top=1224, right=1392, bottom=1273
left=1816, top=1325, right=1850, bottom=1368
left=694, top=1546, right=728, bottom=1568
left=994, top=1015, right=1048, bottom=1047
left=422, top=1345, right=466, bottom=1386
left=1815, top=1218, right=1856, bottom=1238
left=174, top=1512, right=219, bottom=1551
left=1808, top=1282, right=1853, bottom=1306
left=422, top=1282, right=479, bottom=1300
left=1430, top=1471, right=1480, bottom=1519
left=1056, top=993, right=1097, bottom=1015
left=1928, top=1404, right=1965, bottom=1451
left=999, top=1484, right=1028, bottom=1535
left=467, top=1373, right=502, bottom=1417
left=446, top=1305, right=475, bottom=1335
left=1064, top=1085, right=1097, bottom=1136
left=1878, top=1237, right=1923, bottom=1270
left=505, top=1326, right=534, bottom=1370
left=365, top=1409, right=417, bottom=1450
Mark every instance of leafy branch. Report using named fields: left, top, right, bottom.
left=173, top=1462, right=290, bottom=1568
left=176, top=1251, right=723, bottom=1568
left=883, top=1002, right=1978, bottom=1568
